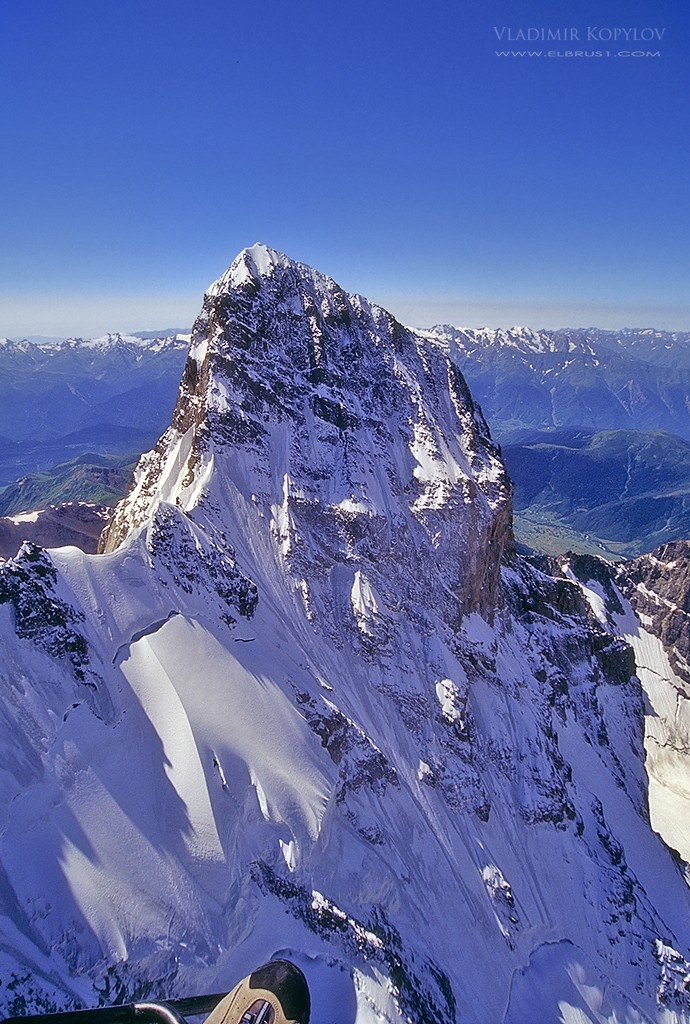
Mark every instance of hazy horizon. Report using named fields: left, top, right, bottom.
left=2, top=274, right=689, bottom=340
left=2, top=0, right=688, bottom=340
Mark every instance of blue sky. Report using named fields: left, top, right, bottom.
left=1, top=0, right=688, bottom=335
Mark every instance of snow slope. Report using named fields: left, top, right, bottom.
left=0, top=246, right=689, bottom=1023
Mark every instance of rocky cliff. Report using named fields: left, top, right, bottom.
left=0, top=247, right=688, bottom=1023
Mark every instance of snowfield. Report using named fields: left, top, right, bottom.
left=0, top=245, right=689, bottom=1023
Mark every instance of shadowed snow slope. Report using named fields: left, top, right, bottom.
left=1, top=245, right=689, bottom=1023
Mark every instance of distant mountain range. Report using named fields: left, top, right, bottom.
left=0, top=333, right=189, bottom=450
left=0, top=333, right=189, bottom=511
left=7, top=329, right=191, bottom=345
left=430, top=325, right=690, bottom=557
left=432, top=324, right=690, bottom=440
left=1, top=325, right=689, bottom=560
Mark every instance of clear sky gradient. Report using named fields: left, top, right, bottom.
left=1, top=0, right=688, bottom=336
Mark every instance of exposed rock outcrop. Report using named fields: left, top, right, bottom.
left=0, top=248, right=688, bottom=1023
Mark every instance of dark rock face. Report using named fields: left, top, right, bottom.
left=0, top=543, right=89, bottom=678
left=147, top=502, right=258, bottom=624
left=0, top=543, right=115, bottom=723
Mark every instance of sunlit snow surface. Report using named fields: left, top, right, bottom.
left=574, top=572, right=690, bottom=867
left=1, top=246, right=689, bottom=1023
left=614, top=601, right=690, bottom=866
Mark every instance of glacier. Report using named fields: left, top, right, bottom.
left=0, top=244, right=689, bottom=1023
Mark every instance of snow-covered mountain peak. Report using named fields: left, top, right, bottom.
left=101, top=247, right=513, bottom=625
left=3, top=251, right=690, bottom=1023
left=204, top=243, right=351, bottom=315
left=207, top=242, right=297, bottom=294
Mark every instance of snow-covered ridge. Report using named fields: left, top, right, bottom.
left=0, top=247, right=689, bottom=1023
left=0, top=332, right=190, bottom=353
left=426, top=321, right=690, bottom=447
left=431, top=323, right=690, bottom=358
